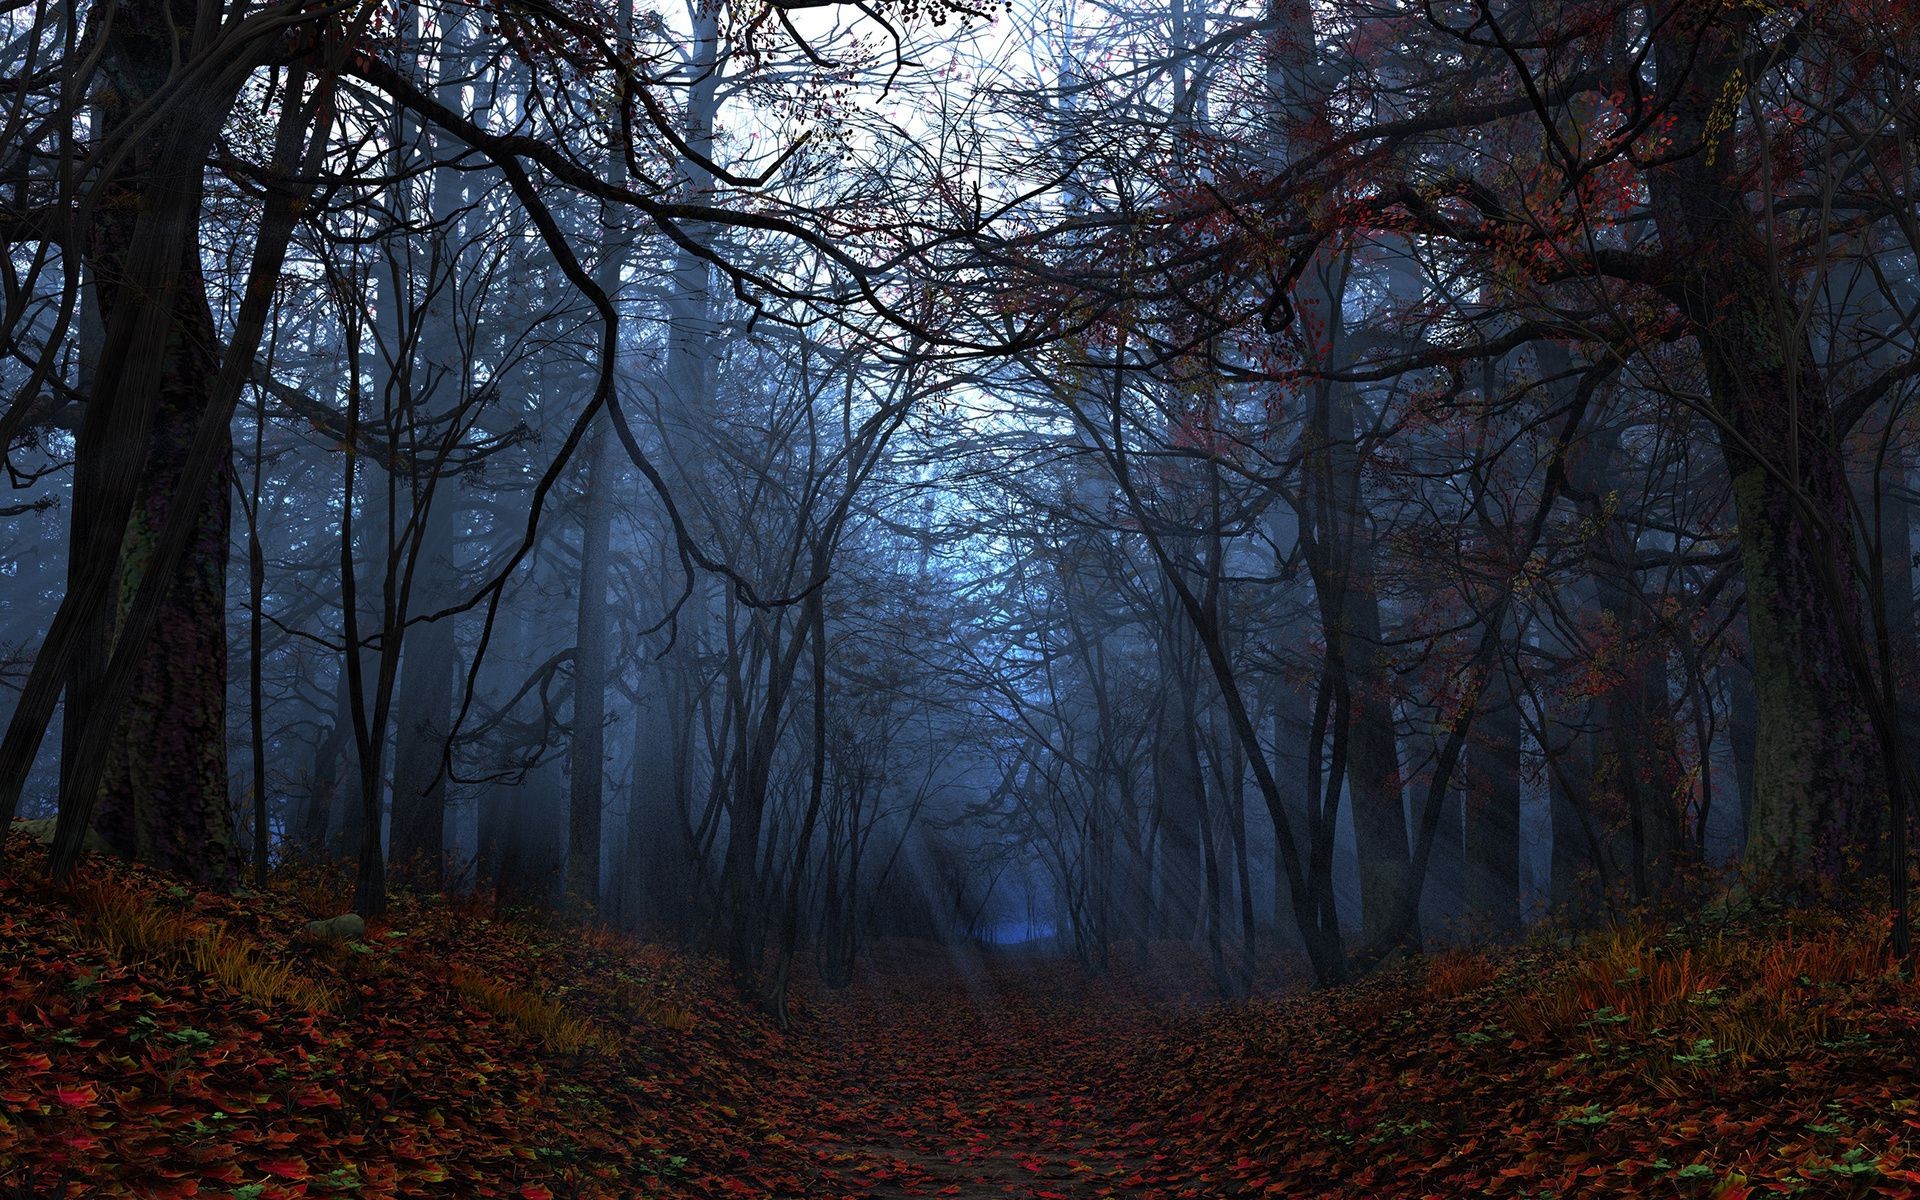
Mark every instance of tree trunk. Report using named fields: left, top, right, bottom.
left=1464, top=659, right=1522, bottom=939
left=386, top=486, right=457, bottom=886
left=1646, top=13, right=1882, bottom=882
left=386, top=13, right=474, bottom=892
left=1151, top=675, right=1206, bottom=940
left=1422, top=779, right=1465, bottom=941
left=1723, top=656, right=1758, bottom=858
left=1548, top=711, right=1602, bottom=922
left=63, top=0, right=241, bottom=885
left=566, top=419, right=615, bottom=909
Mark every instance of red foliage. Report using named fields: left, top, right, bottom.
left=5, top=834, right=1919, bottom=1198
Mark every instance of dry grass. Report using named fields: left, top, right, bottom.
left=187, top=927, right=339, bottom=1012
left=633, top=998, right=699, bottom=1032
left=1507, top=926, right=1719, bottom=1038
left=70, top=877, right=337, bottom=1012
left=75, top=877, right=195, bottom=961
left=1506, top=917, right=1889, bottom=1083
left=602, top=973, right=700, bottom=1032
left=1423, top=950, right=1499, bottom=1000
left=1684, top=922, right=1884, bottom=1061
left=447, top=969, right=619, bottom=1055
left=1752, top=923, right=1885, bottom=992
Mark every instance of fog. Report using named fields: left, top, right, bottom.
left=3, top=0, right=1916, bottom=1020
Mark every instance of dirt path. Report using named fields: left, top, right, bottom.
left=782, top=949, right=1185, bottom=1199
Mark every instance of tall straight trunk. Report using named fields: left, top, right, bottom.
left=301, top=715, right=344, bottom=854
left=386, top=489, right=456, bottom=883
left=628, top=0, right=723, bottom=935
left=1264, top=0, right=1412, bottom=951
left=64, top=1, right=241, bottom=884
left=1116, top=763, right=1152, bottom=961
left=58, top=273, right=108, bottom=838
left=1554, top=399, right=1686, bottom=898
left=723, top=612, right=809, bottom=985
left=1262, top=592, right=1334, bottom=957
left=1205, top=719, right=1257, bottom=994
left=1188, top=701, right=1228, bottom=994
left=1465, top=658, right=1522, bottom=938
left=566, top=421, right=615, bottom=907
left=1462, top=356, right=1523, bottom=938
left=329, top=483, right=388, bottom=863
left=246, top=397, right=268, bottom=885
left=764, top=593, right=829, bottom=1022
left=386, top=13, right=473, bottom=891
left=1228, top=752, right=1257, bottom=992
left=1548, top=709, right=1602, bottom=921
left=1722, top=659, right=1758, bottom=856
left=341, top=338, right=390, bottom=918
left=1305, top=366, right=1413, bottom=947
left=1422, top=780, right=1465, bottom=940
left=40, top=52, right=335, bottom=885
left=565, top=29, right=631, bottom=908
left=87, top=304, right=236, bottom=881
left=1152, top=662, right=1206, bottom=940
left=1646, top=13, right=1882, bottom=881
left=1872, top=474, right=1917, bottom=731
left=625, top=649, right=692, bottom=932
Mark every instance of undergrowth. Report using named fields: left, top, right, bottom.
left=69, top=875, right=339, bottom=1013
left=444, top=968, right=619, bottom=1056
left=9, top=828, right=1919, bottom=1200
left=1160, top=907, right=1918, bottom=1197
left=0, top=831, right=767, bottom=1200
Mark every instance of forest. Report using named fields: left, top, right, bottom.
left=3, top=0, right=1920, bottom=1196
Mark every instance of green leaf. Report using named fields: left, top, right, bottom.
left=1557, top=1104, right=1613, bottom=1128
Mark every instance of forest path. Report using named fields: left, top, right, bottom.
left=782, top=947, right=1193, bottom=1199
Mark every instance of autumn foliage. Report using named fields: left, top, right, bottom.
left=0, top=830, right=799, bottom=1199
left=4, top=830, right=1918, bottom=1198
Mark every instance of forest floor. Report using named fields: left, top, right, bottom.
left=5, top=829, right=1920, bottom=1199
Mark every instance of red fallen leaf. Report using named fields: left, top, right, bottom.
left=54, top=1084, right=97, bottom=1106
left=517, top=1186, right=553, bottom=1200
left=259, top=1158, right=308, bottom=1179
